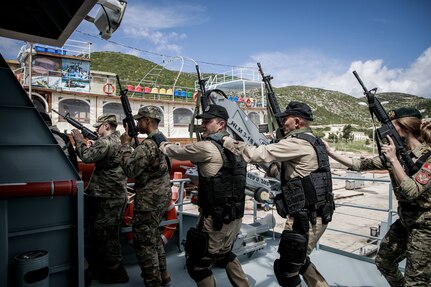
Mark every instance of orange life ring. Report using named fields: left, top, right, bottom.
left=245, top=98, right=252, bottom=107
left=192, top=91, right=198, bottom=101
left=122, top=198, right=177, bottom=245
left=161, top=200, right=177, bottom=244
left=103, top=83, right=115, bottom=95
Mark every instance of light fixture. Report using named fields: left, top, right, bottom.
left=85, top=0, right=127, bottom=40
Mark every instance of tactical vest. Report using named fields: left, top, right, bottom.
left=277, top=133, right=333, bottom=216
left=198, top=137, right=247, bottom=222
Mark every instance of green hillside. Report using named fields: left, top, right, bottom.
left=90, top=52, right=431, bottom=126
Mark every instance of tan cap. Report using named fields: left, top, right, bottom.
left=133, top=106, right=162, bottom=122
left=93, top=114, right=118, bottom=128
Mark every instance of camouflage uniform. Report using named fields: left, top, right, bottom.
left=75, top=114, right=128, bottom=279
left=121, top=106, right=171, bottom=287
left=352, top=142, right=431, bottom=287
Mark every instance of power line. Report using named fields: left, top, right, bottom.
left=75, top=30, right=255, bottom=70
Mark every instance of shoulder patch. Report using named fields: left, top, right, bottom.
left=415, top=163, right=431, bottom=185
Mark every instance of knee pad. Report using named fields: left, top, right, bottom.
left=278, top=231, right=308, bottom=265
left=274, top=259, right=301, bottom=287
left=299, top=256, right=311, bottom=275
left=217, top=251, right=236, bottom=268
left=186, top=256, right=213, bottom=282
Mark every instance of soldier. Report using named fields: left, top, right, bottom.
left=71, top=114, right=129, bottom=284
left=325, top=107, right=431, bottom=286
left=160, top=104, right=250, bottom=287
left=40, top=111, right=78, bottom=171
left=120, top=106, right=171, bottom=287
left=222, top=101, right=334, bottom=287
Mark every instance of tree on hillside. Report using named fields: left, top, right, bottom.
left=328, top=133, right=338, bottom=143
left=342, top=124, right=352, bottom=143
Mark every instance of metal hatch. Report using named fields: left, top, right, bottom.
left=0, top=53, right=85, bottom=286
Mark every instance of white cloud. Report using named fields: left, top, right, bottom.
left=120, top=2, right=206, bottom=54
left=248, top=47, right=431, bottom=98
left=0, top=37, right=26, bottom=60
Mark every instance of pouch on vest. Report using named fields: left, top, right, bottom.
left=211, top=207, right=224, bottom=231
left=185, top=227, right=209, bottom=258
left=321, top=193, right=335, bottom=224
left=274, top=193, right=288, bottom=218
left=282, top=178, right=306, bottom=214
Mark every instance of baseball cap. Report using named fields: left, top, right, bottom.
left=93, top=114, right=118, bottom=128
left=275, top=101, right=313, bottom=121
left=196, top=105, right=229, bottom=121
left=133, top=106, right=162, bottom=122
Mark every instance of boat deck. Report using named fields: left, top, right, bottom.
left=92, top=214, right=390, bottom=287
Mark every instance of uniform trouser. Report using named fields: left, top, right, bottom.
left=190, top=215, right=249, bottom=287
left=283, top=216, right=329, bottom=287
left=375, top=218, right=431, bottom=287
left=133, top=209, right=168, bottom=287
left=93, top=196, right=127, bottom=269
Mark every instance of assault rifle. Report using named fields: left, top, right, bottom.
left=257, top=63, right=284, bottom=139
left=52, top=109, right=99, bottom=140
left=196, top=65, right=209, bottom=109
left=117, top=75, right=139, bottom=146
left=353, top=70, right=417, bottom=175
left=191, top=65, right=208, bottom=141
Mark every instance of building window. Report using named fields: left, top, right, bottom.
left=173, top=108, right=192, bottom=127
left=248, top=112, right=260, bottom=125
left=58, top=99, right=90, bottom=123
left=103, top=103, right=125, bottom=123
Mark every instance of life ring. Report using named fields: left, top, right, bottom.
left=103, top=83, right=115, bottom=95
left=122, top=198, right=177, bottom=245
left=245, top=98, right=252, bottom=107
left=192, top=91, right=198, bottom=101
left=161, top=200, right=177, bottom=244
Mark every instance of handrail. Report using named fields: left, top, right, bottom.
left=318, top=174, right=394, bottom=261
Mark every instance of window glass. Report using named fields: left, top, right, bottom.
left=248, top=112, right=260, bottom=125
left=173, top=108, right=192, bottom=127
left=58, top=99, right=90, bottom=123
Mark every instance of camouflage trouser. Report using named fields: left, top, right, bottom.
left=133, top=209, right=167, bottom=287
left=375, top=219, right=431, bottom=287
left=93, top=196, right=127, bottom=269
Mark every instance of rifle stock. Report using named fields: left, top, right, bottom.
left=352, top=70, right=416, bottom=175
left=257, top=63, right=284, bottom=138
left=117, top=75, right=139, bottom=146
left=52, top=109, right=98, bottom=140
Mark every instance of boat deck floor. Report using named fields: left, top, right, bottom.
left=92, top=234, right=390, bottom=287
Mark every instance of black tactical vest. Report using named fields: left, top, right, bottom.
left=280, top=133, right=333, bottom=210
left=198, top=137, right=247, bottom=218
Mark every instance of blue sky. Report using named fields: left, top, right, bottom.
left=1, top=0, right=430, bottom=97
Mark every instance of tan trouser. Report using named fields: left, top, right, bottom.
left=284, top=216, right=330, bottom=287
left=192, top=215, right=249, bottom=287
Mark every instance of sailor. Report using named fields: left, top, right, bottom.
left=160, top=104, right=250, bottom=287
left=325, top=107, right=431, bottom=287
left=222, top=101, right=333, bottom=287
left=120, top=106, right=172, bottom=287
left=71, top=114, right=129, bottom=284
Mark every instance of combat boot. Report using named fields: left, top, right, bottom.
left=99, top=263, right=129, bottom=284
left=161, top=270, right=171, bottom=286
